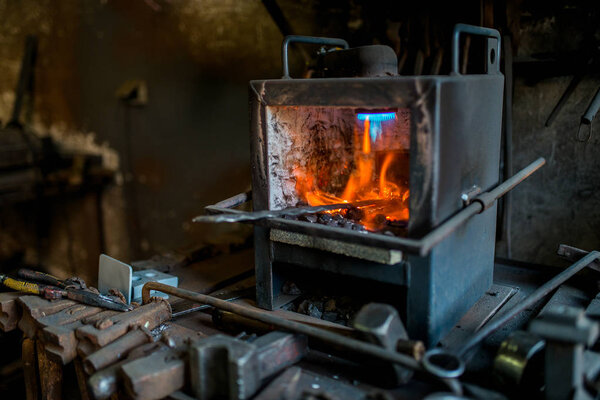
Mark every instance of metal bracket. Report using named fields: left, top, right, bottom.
left=451, top=24, right=501, bottom=75
left=461, top=185, right=481, bottom=206
left=281, top=35, right=349, bottom=79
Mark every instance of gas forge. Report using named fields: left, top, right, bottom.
left=201, top=25, right=544, bottom=346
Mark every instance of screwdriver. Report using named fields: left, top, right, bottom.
left=0, top=273, right=65, bottom=299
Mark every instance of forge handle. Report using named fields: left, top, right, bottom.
left=452, top=23, right=501, bottom=75
left=281, top=35, right=349, bottom=79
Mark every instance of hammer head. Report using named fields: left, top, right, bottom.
left=352, top=303, right=412, bottom=386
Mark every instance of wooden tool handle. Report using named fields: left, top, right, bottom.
left=17, top=268, right=65, bottom=288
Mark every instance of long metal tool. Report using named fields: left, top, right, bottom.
left=421, top=249, right=600, bottom=378
left=171, top=287, right=255, bottom=318
left=142, top=282, right=426, bottom=375
left=193, top=199, right=384, bottom=224
left=0, top=273, right=131, bottom=312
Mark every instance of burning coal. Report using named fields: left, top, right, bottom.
left=295, top=111, right=409, bottom=231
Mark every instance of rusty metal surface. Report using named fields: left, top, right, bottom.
left=83, top=328, right=152, bottom=374
left=122, top=348, right=185, bottom=400
left=76, top=299, right=171, bottom=347
left=18, top=296, right=76, bottom=338
left=88, top=342, right=166, bottom=400
left=190, top=331, right=307, bottom=400
left=85, top=321, right=204, bottom=399
left=190, top=334, right=258, bottom=400
left=36, top=340, right=62, bottom=400
left=38, top=303, right=103, bottom=330
left=41, top=310, right=120, bottom=364
left=158, top=322, right=207, bottom=348
left=0, top=292, right=24, bottom=332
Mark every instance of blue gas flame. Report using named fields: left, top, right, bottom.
left=356, top=112, right=396, bottom=141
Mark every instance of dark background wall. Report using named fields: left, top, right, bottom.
left=0, top=0, right=599, bottom=282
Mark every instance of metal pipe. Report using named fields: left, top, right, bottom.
left=582, top=86, right=600, bottom=125
left=281, top=36, right=349, bottom=79
left=577, top=86, right=600, bottom=142
left=142, top=282, right=424, bottom=374
left=205, top=191, right=251, bottom=214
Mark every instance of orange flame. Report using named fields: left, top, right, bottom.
left=295, top=116, right=409, bottom=231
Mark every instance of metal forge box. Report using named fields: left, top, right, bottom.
left=248, top=25, right=504, bottom=346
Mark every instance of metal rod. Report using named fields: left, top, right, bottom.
left=582, top=86, right=600, bottom=124
left=8, top=35, right=37, bottom=128
left=457, top=250, right=600, bottom=357
left=142, top=282, right=424, bottom=374
left=195, top=199, right=384, bottom=223
left=545, top=74, right=583, bottom=127
left=418, top=157, right=545, bottom=255
left=486, top=157, right=545, bottom=201
left=577, top=86, right=600, bottom=142
left=206, top=191, right=251, bottom=214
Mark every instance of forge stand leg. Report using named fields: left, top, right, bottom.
left=255, top=227, right=277, bottom=310
left=406, top=208, right=496, bottom=347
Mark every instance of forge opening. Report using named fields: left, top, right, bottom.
left=266, top=105, right=411, bottom=234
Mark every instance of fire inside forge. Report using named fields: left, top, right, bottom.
left=266, top=106, right=411, bottom=234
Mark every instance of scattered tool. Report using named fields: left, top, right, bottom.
left=0, top=273, right=66, bottom=300
left=530, top=305, right=599, bottom=400
left=141, top=282, right=426, bottom=377
left=420, top=248, right=600, bottom=379
left=189, top=331, right=307, bottom=400
left=0, top=272, right=132, bottom=312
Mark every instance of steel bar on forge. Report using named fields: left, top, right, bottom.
left=142, top=282, right=425, bottom=375
left=195, top=199, right=385, bottom=224
left=205, top=191, right=252, bottom=215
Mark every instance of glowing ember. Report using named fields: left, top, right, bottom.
left=295, top=112, right=409, bottom=231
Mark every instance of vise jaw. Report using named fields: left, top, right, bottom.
left=189, top=331, right=307, bottom=400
